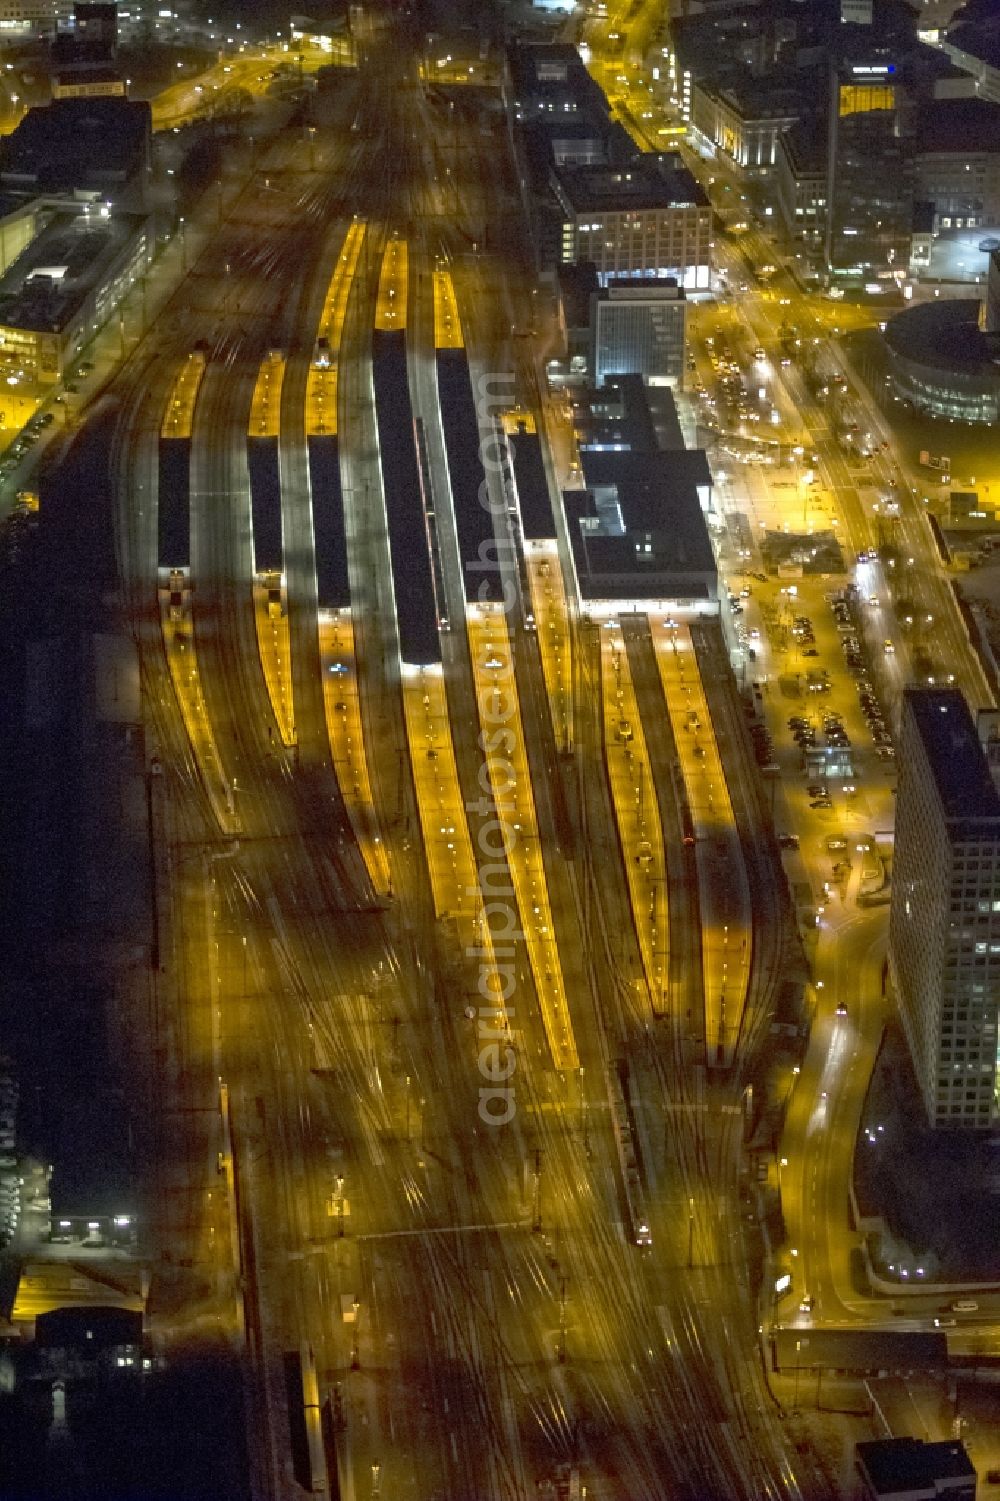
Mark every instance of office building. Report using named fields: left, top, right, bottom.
left=856, top=1438, right=976, bottom=1501
left=888, top=688, right=1000, bottom=1129
left=776, top=119, right=828, bottom=272
left=939, top=8, right=1000, bottom=104
left=0, top=0, right=62, bottom=34
left=552, top=155, right=711, bottom=289
left=826, top=54, right=916, bottom=277
left=0, top=204, right=150, bottom=386
left=689, top=72, right=803, bottom=183
left=883, top=249, right=1000, bottom=424
left=0, top=96, right=150, bottom=209
left=563, top=378, right=717, bottom=608
left=914, top=97, right=1000, bottom=231
left=591, top=278, right=686, bottom=387
left=507, top=42, right=610, bottom=127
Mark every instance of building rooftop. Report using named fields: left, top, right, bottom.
left=947, top=18, right=1000, bottom=71
left=553, top=156, right=707, bottom=215
left=856, top=1437, right=976, bottom=1498
left=0, top=207, right=144, bottom=335
left=574, top=375, right=709, bottom=469
left=557, top=259, right=599, bottom=329
left=917, top=95, right=1000, bottom=153
left=711, top=66, right=807, bottom=122
left=781, top=114, right=827, bottom=177
left=885, top=298, right=1000, bottom=378
left=0, top=97, right=149, bottom=196
left=906, top=686, right=1000, bottom=822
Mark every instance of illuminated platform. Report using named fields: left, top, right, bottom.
left=307, top=221, right=366, bottom=437
left=401, top=664, right=510, bottom=1033
left=374, top=235, right=407, bottom=332
left=468, top=604, right=578, bottom=1072
left=652, top=617, right=750, bottom=1066
left=432, top=267, right=463, bottom=349
left=249, top=349, right=285, bottom=438
left=161, top=349, right=206, bottom=440
left=158, top=579, right=239, bottom=834
left=601, top=622, right=668, bottom=1012
left=319, top=610, right=390, bottom=896
left=253, top=578, right=295, bottom=749
left=526, top=541, right=573, bottom=753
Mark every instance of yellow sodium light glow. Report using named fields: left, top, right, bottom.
left=249, top=349, right=286, bottom=438
left=401, top=665, right=511, bottom=1033
left=161, top=349, right=206, bottom=440
left=500, top=408, right=536, bottom=436
left=253, top=579, right=296, bottom=749
left=374, top=235, right=408, bottom=332
left=467, top=605, right=578, bottom=1073
left=653, top=618, right=751, bottom=1066
left=525, top=541, right=573, bottom=753
left=319, top=610, right=391, bottom=897
left=306, top=220, right=367, bottom=438
left=432, top=268, right=463, bottom=349
left=600, top=625, right=668, bottom=1012
left=159, top=584, right=239, bottom=834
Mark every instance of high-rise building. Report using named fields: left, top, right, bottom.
left=888, top=688, right=1000, bottom=1129
left=553, top=156, right=711, bottom=290
left=591, top=279, right=687, bottom=387
left=826, top=54, right=915, bottom=276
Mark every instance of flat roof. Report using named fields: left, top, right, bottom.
left=247, top=437, right=283, bottom=574
left=0, top=97, right=149, bottom=191
left=917, top=96, right=1000, bottom=155
left=565, top=431, right=717, bottom=601
left=947, top=20, right=1000, bottom=71
left=372, top=329, right=440, bottom=666
left=885, top=297, right=1000, bottom=379
left=772, top=1327, right=947, bottom=1372
left=436, top=348, right=501, bottom=604
left=157, top=438, right=189, bottom=571
left=308, top=436, right=350, bottom=610
left=0, top=208, right=144, bottom=334
left=554, top=157, right=708, bottom=214
left=857, top=1438, right=975, bottom=1496
left=905, top=687, right=1000, bottom=822
left=509, top=427, right=555, bottom=541
left=580, top=450, right=716, bottom=565
left=557, top=259, right=599, bottom=327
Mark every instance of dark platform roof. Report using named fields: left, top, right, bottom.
left=435, top=348, right=501, bottom=604
left=917, top=96, right=1000, bottom=154
left=509, top=426, right=555, bottom=541
left=157, top=438, right=189, bottom=571
left=307, top=436, right=350, bottom=610
left=905, top=687, right=1000, bottom=823
left=372, top=329, right=440, bottom=667
left=857, top=1438, right=976, bottom=1497
left=247, top=437, right=283, bottom=574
